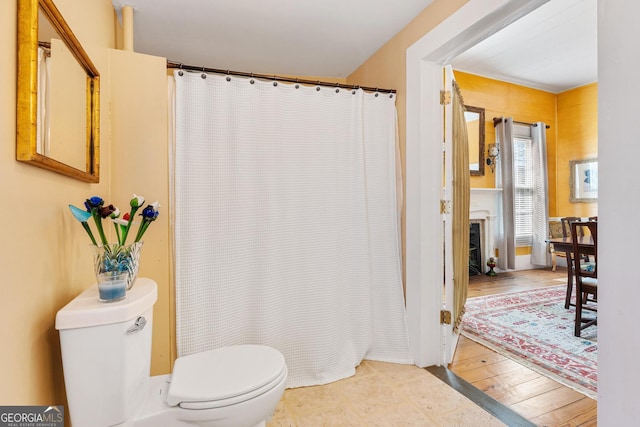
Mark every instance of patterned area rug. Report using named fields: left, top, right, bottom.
left=461, top=285, right=597, bottom=399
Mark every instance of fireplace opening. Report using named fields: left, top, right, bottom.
left=469, top=222, right=482, bottom=276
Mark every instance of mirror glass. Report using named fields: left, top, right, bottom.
left=464, top=105, right=485, bottom=176
left=37, top=8, right=88, bottom=170
left=17, top=0, right=100, bottom=182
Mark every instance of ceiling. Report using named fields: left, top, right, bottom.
left=111, top=0, right=597, bottom=93
left=111, top=0, right=433, bottom=77
left=450, top=0, right=597, bottom=93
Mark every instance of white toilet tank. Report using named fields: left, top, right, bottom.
left=55, top=278, right=158, bottom=427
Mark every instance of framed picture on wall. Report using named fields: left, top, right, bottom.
left=569, top=158, right=598, bottom=202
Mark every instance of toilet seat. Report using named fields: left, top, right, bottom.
left=165, top=344, right=287, bottom=410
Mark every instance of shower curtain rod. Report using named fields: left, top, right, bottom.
left=166, top=60, right=396, bottom=94
left=492, top=117, right=551, bottom=129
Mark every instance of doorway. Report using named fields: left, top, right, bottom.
left=404, top=0, right=552, bottom=367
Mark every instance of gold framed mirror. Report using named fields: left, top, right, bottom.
left=17, top=0, right=100, bottom=182
left=464, top=105, right=485, bottom=176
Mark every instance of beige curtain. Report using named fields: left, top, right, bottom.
left=452, top=81, right=470, bottom=333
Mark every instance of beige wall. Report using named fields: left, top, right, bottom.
left=1, top=0, right=115, bottom=409
left=109, top=49, right=172, bottom=375
left=2, top=0, right=172, bottom=416
left=347, top=0, right=469, bottom=276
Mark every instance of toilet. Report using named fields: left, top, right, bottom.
left=55, top=278, right=287, bottom=427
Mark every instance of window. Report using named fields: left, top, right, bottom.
left=513, top=129, right=533, bottom=247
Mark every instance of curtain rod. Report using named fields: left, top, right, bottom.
left=492, top=117, right=550, bottom=129
left=166, top=60, right=396, bottom=94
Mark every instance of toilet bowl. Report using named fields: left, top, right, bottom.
left=55, top=278, right=287, bottom=427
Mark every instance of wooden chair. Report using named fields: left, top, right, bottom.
left=562, top=216, right=583, bottom=239
left=549, top=221, right=561, bottom=272
left=549, top=217, right=581, bottom=272
left=571, top=221, right=598, bottom=337
left=563, top=217, right=588, bottom=308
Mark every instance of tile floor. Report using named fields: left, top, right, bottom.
left=267, top=360, right=506, bottom=426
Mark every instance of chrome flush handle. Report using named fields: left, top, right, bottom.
left=126, top=316, right=147, bottom=334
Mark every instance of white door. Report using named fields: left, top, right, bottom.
left=441, top=65, right=459, bottom=365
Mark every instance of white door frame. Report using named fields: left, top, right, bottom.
left=405, top=0, right=550, bottom=367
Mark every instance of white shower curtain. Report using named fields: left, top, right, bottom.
left=172, top=71, right=412, bottom=388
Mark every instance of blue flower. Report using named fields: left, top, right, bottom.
left=135, top=202, right=161, bottom=242
left=68, top=204, right=97, bottom=245
left=69, top=204, right=91, bottom=223
left=84, top=196, right=104, bottom=211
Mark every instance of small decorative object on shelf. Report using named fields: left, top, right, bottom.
left=486, top=257, right=497, bottom=276
left=69, top=195, right=160, bottom=297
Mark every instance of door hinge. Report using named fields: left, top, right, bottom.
left=440, top=90, right=451, bottom=105
left=440, top=200, right=451, bottom=214
left=440, top=310, right=452, bottom=325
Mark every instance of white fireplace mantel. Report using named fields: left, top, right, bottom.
left=470, top=188, right=502, bottom=265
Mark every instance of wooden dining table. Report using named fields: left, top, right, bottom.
left=547, top=235, right=596, bottom=309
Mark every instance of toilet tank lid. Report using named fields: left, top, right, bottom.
left=55, top=278, right=158, bottom=330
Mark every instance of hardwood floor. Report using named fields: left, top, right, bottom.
left=449, top=268, right=598, bottom=426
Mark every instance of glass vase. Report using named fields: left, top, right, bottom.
left=92, top=242, right=143, bottom=291
left=96, top=271, right=128, bottom=302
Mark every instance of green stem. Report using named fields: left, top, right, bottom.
left=92, top=210, right=108, bottom=245
left=81, top=222, right=97, bottom=245
left=134, top=220, right=150, bottom=242
left=120, top=206, right=139, bottom=245
left=113, top=221, right=122, bottom=245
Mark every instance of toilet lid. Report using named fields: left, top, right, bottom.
left=165, top=344, right=287, bottom=408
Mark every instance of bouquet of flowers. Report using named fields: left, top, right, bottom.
left=69, top=194, right=160, bottom=246
left=69, top=194, right=160, bottom=290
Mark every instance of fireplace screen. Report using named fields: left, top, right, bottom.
left=469, top=222, right=482, bottom=275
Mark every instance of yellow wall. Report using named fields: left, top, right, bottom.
left=455, top=72, right=598, bottom=219
left=556, top=83, right=598, bottom=217
left=1, top=0, right=115, bottom=409
left=455, top=71, right=558, bottom=201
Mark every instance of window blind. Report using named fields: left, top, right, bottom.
left=513, top=135, right=533, bottom=247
